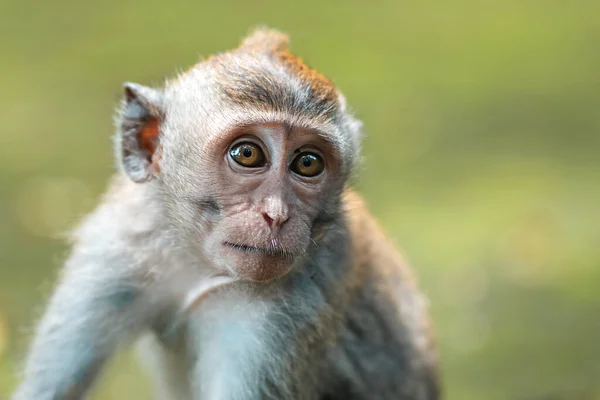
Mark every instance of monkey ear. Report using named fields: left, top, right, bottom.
left=116, top=82, right=165, bottom=183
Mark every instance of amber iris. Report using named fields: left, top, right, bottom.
left=229, top=142, right=266, bottom=168
left=291, top=153, right=324, bottom=177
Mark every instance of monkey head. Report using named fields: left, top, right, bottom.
left=114, top=28, right=363, bottom=282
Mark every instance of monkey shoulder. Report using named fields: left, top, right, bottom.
left=69, top=174, right=168, bottom=257
left=58, top=174, right=177, bottom=305
left=331, top=189, right=440, bottom=399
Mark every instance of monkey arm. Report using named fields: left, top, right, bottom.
left=11, top=257, right=151, bottom=400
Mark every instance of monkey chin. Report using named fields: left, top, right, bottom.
left=181, top=246, right=293, bottom=314
left=221, top=242, right=295, bottom=283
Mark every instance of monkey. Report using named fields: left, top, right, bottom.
left=10, top=28, right=441, bottom=400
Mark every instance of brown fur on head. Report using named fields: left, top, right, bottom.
left=234, top=27, right=339, bottom=108
left=238, top=27, right=290, bottom=53
left=115, top=28, right=363, bottom=282
left=205, top=27, right=341, bottom=123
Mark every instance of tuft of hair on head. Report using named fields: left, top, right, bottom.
left=238, top=26, right=291, bottom=54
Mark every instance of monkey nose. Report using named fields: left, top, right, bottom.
left=262, top=212, right=288, bottom=231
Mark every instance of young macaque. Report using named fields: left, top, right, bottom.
left=11, top=28, right=440, bottom=400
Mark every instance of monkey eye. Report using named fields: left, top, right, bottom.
left=290, top=152, right=325, bottom=177
left=229, top=142, right=266, bottom=168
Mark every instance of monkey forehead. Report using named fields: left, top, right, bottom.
left=165, top=98, right=353, bottom=159
left=164, top=69, right=358, bottom=162
left=211, top=51, right=340, bottom=122
left=169, top=42, right=341, bottom=120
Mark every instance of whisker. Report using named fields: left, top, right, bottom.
left=223, top=241, right=295, bottom=259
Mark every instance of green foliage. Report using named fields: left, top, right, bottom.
left=1, top=1, right=599, bottom=399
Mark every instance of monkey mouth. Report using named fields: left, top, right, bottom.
left=222, top=241, right=295, bottom=259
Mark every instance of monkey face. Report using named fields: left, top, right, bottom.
left=160, top=120, right=346, bottom=283
left=118, top=47, right=362, bottom=283
left=205, top=123, right=340, bottom=282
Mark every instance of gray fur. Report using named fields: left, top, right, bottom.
left=11, top=28, right=439, bottom=400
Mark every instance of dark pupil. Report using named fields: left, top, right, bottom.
left=302, top=157, right=312, bottom=167
left=243, top=148, right=252, bottom=158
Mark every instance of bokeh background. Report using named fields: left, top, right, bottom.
left=1, top=1, right=599, bottom=399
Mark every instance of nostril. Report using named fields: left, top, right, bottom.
left=262, top=213, right=274, bottom=226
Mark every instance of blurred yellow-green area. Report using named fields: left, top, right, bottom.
left=1, top=1, right=599, bottom=399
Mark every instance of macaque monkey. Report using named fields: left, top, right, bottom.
left=11, top=28, right=440, bottom=400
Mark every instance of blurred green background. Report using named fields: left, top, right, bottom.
left=1, top=1, right=599, bottom=399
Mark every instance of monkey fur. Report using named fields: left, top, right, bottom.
left=11, top=28, right=440, bottom=400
